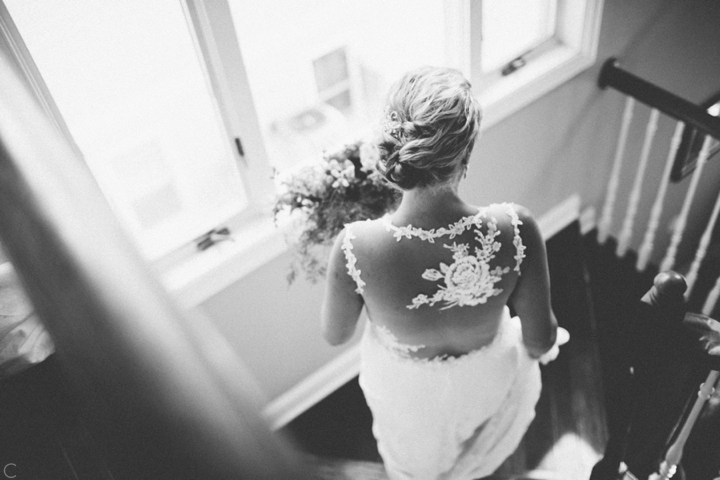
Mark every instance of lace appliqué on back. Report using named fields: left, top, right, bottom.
left=408, top=213, right=510, bottom=310
left=341, top=203, right=526, bottom=308
left=507, top=206, right=526, bottom=272
left=341, top=227, right=365, bottom=294
left=373, top=323, right=426, bottom=358
left=381, top=203, right=526, bottom=310
left=382, top=213, right=482, bottom=243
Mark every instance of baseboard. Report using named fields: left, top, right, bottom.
left=264, top=345, right=361, bottom=430
left=264, top=193, right=583, bottom=430
left=536, top=194, right=582, bottom=239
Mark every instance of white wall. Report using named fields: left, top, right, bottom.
left=197, top=0, right=720, bottom=401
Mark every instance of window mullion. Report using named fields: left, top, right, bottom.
left=469, top=0, right=485, bottom=90
left=443, top=0, right=473, bottom=79
left=182, top=0, right=274, bottom=208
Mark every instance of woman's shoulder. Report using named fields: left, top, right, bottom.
left=343, top=216, right=387, bottom=236
left=339, top=217, right=393, bottom=252
left=481, top=201, right=532, bottom=220
left=479, top=202, right=539, bottom=235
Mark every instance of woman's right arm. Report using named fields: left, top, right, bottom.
left=508, top=206, right=558, bottom=359
left=320, top=228, right=364, bottom=346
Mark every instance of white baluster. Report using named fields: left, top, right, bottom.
left=660, top=135, right=715, bottom=272
left=637, top=122, right=685, bottom=271
left=703, top=276, right=720, bottom=316
left=650, top=371, right=720, bottom=480
left=686, top=191, right=720, bottom=297
left=598, top=97, right=635, bottom=244
left=617, top=109, right=660, bottom=257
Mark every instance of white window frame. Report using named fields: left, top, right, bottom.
left=0, top=0, right=604, bottom=308
left=465, top=0, right=605, bottom=129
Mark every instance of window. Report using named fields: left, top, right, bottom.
left=227, top=0, right=603, bottom=173
left=1, top=0, right=251, bottom=260
left=0, top=0, right=603, bottom=303
left=228, top=0, right=457, bottom=173
left=314, top=47, right=352, bottom=113
left=470, top=0, right=605, bottom=128
left=479, top=0, right=557, bottom=75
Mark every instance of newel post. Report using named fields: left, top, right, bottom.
left=640, top=271, right=687, bottom=310
left=618, top=272, right=689, bottom=480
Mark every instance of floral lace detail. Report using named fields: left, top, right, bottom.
left=373, top=323, right=426, bottom=358
left=382, top=213, right=483, bottom=243
left=342, top=204, right=526, bottom=306
left=408, top=214, right=511, bottom=309
left=506, top=204, right=526, bottom=273
left=367, top=312, right=511, bottom=364
left=341, top=227, right=365, bottom=294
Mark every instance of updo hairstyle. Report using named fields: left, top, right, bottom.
left=377, top=67, right=482, bottom=190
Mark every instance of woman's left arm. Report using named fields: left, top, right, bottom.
left=321, top=228, right=364, bottom=345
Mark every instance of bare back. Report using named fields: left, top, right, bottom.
left=340, top=203, right=525, bottom=359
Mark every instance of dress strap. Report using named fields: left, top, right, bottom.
left=341, top=225, right=365, bottom=294
left=505, top=203, right=526, bottom=274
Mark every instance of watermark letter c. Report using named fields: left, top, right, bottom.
left=3, top=463, right=16, bottom=479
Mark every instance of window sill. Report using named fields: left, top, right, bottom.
left=478, top=44, right=594, bottom=131
left=161, top=215, right=288, bottom=309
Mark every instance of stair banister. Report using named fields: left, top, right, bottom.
left=616, top=108, right=659, bottom=257
left=636, top=121, right=685, bottom=271
left=650, top=310, right=720, bottom=480
left=685, top=190, right=720, bottom=297
left=599, top=58, right=720, bottom=141
left=0, top=56, right=312, bottom=477
left=651, top=369, right=720, bottom=480
left=598, top=97, right=635, bottom=244
left=660, top=135, right=714, bottom=272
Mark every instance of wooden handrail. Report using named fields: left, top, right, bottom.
left=0, top=55, right=313, bottom=478
left=599, top=58, right=720, bottom=141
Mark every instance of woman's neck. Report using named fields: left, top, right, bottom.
left=393, top=185, right=475, bottom=226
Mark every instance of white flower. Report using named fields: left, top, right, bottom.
left=408, top=294, right=429, bottom=310
left=444, top=256, right=482, bottom=294
left=421, top=269, right=443, bottom=281
left=341, top=163, right=355, bottom=179
left=332, top=177, right=350, bottom=188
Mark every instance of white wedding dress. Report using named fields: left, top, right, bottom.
left=340, top=203, right=565, bottom=480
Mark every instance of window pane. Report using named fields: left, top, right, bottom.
left=228, top=0, right=453, bottom=172
left=314, top=48, right=350, bottom=93
left=481, top=0, right=557, bottom=73
left=5, top=0, right=248, bottom=259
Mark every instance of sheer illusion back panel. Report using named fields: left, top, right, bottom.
left=344, top=204, right=524, bottom=357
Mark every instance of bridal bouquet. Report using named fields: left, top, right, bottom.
left=273, top=141, right=400, bottom=284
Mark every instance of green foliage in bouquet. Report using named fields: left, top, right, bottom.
left=273, top=141, right=401, bottom=284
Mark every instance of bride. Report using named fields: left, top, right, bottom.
left=321, top=66, right=568, bottom=480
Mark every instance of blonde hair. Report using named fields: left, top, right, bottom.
left=377, top=67, right=482, bottom=190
